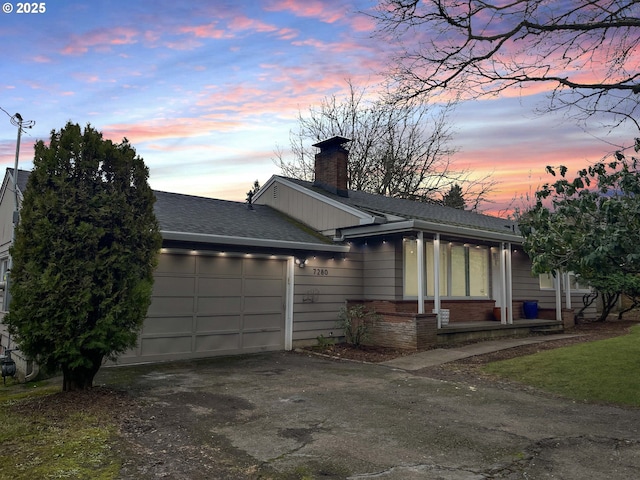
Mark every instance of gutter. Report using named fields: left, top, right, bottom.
left=338, top=219, right=523, bottom=244
left=160, top=230, right=350, bottom=253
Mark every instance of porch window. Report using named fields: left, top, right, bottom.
left=539, top=273, right=554, bottom=290
left=539, top=272, right=590, bottom=292
left=403, top=239, right=490, bottom=298
left=568, top=272, right=590, bottom=292
left=403, top=239, right=419, bottom=296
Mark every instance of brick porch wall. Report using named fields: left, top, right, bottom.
left=367, top=299, right=498, bottom=322
left=346, top=301, right=438, bottom=350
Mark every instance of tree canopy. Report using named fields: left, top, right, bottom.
left=5, top=122, right=162, bottom=390
left=374, top=0, right=640, bottom=129
left=519, top=139, right=640, bottom=320
left=274, top=81, right=496, bottom=208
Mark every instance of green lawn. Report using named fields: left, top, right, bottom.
left=0, top=380, right=123, bottom=480
left=483, top=325, right=640, bottom=406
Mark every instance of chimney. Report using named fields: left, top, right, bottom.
left=312, top=136, right=351, bottom=197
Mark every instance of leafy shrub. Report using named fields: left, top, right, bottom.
left=337, top=305, right=381, bottom=347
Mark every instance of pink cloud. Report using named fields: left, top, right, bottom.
left=102, top=117, right=242, bottom=144
left=350, top=15, right=376, bottom=33
left=178, top=23, right=228, bottom=39
left=31, top=55, right=52, bottom=63
left=265, top=0, right=347, bottom=24
left=61, top=27, right=139, bottom=55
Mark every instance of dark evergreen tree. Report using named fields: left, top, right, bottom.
left=441, top=184, right=466, bottom=210
left=6, top=122, right=162, bottom=391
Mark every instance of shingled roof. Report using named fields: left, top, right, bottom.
left=280, top=176, right=519, bottom=238
left=154, top=190, right=337, bottom=249
left=6, top=168, right=343, bottom=252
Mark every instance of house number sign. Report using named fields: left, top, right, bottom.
left=313, top=268, right=329, bottom=276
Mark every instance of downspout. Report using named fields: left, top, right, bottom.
left=433, top=233, right=441, bottom=327
left=564, top=271, right=572, bottom=310
left=285, top=257, right=295, bottom=351
left=417, top=232, right=425, bottom=314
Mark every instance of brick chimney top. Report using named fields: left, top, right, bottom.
left=312, top=136, right=351, bottom=197
left=312, top=136, right=351, bottom=151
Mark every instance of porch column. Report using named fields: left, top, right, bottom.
left=417, top=231, right=425, bottom=314
left=564, top=271, right=572, bottom=310
left=433, top=233, right=441, bottom=328
left=499, top=243, right=507, bottom=324
left=554, top=270, right=562, bottom=321
left=505, top=243, right=513, bottom=324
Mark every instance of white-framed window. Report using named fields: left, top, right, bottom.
left=539, top=271, right=590, bottom=292
left=539, top=272, right=555, bottom=290
left=403, top=238, right=490, bottom=298
left=567, top=272, right=590, bottom=292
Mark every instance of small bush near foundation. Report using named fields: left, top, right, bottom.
left=337, top=305, right=381, bottom=347
left=315, top=334, right=335, bottom=350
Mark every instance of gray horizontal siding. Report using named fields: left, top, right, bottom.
left=292, top=254, right=363, bottom=345
left=362, top=241, right=402, bottom=300
left=512, top=251, right=596, bottom=317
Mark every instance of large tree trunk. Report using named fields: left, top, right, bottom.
left=61, top=355, right=103, bottom=391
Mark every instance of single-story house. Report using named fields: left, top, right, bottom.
left=0, top=136, right=590, bottom=371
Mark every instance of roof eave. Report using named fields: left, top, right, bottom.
left=338, top=219, right=523, bottom=244
left=161, top=230, right=349, bottom=253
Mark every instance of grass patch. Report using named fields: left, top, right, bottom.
left=0, top=380, right=124, bottom=479
left=483, top=325, right=640, bottom=406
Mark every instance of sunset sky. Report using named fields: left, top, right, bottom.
left=1, top=0, right=636, bottom=215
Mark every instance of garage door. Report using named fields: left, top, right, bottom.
left=118, top=253, right=287, bottom=364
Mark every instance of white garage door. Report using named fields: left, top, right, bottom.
left=118, top=253, right=287, bottom=364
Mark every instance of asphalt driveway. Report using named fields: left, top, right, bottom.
left=97, top=351, right=640, bottom=479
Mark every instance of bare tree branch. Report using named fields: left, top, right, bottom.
left=273, top=80, right=497, bottom=209
left=373, top=0, right=640, bottom=129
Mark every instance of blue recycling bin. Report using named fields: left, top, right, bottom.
left=523, top=301, right=538, bottom=319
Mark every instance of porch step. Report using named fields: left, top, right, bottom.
left=437, top=319, right=564, bottom=345
left=530, top=324, right=565, bottom=334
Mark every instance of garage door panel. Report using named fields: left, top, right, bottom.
left=198, top=256, right=243, bottom=275
left=198, top=296, right=242, bottom=314
left=243, top=296, right=282, bottom=314
left=141, top=335, right=192, bottom=356
left=196, top=315, right=240, bottom=332
left=156, top=255, right=196, bottom=274
left=198, top=277, right=242, bottom=296
left=243, top=259, right=285, bottom=277
left=148, top=297, right=194, bottom=315
left=195, top=333, right=240, bottom=352
left=153, top=276, right=196, bottom=296
left=242, top=330, right=283, bottom=349
left=143, top=316, right=192, bottom=335
left=243, top=313, right=283, bottom=330
left=244, top=278, right=284, bottom=296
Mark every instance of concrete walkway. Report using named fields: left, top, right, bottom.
left=382, top=334, right=582, bottom=370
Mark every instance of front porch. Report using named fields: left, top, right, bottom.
left=349, top=299, right=575, bottom=350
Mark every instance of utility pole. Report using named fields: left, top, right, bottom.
left=4, top=113, right=35, bottom=310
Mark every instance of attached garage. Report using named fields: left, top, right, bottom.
left=118, top=252, right=289, bottom=364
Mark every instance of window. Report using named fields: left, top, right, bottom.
left=403, top=239, right=419, bottom=297
left=539, top=272, right=591, bottom=292
left=539, top=272, right=555, bottom=290
left=403, top=238, right=490, bottom=298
